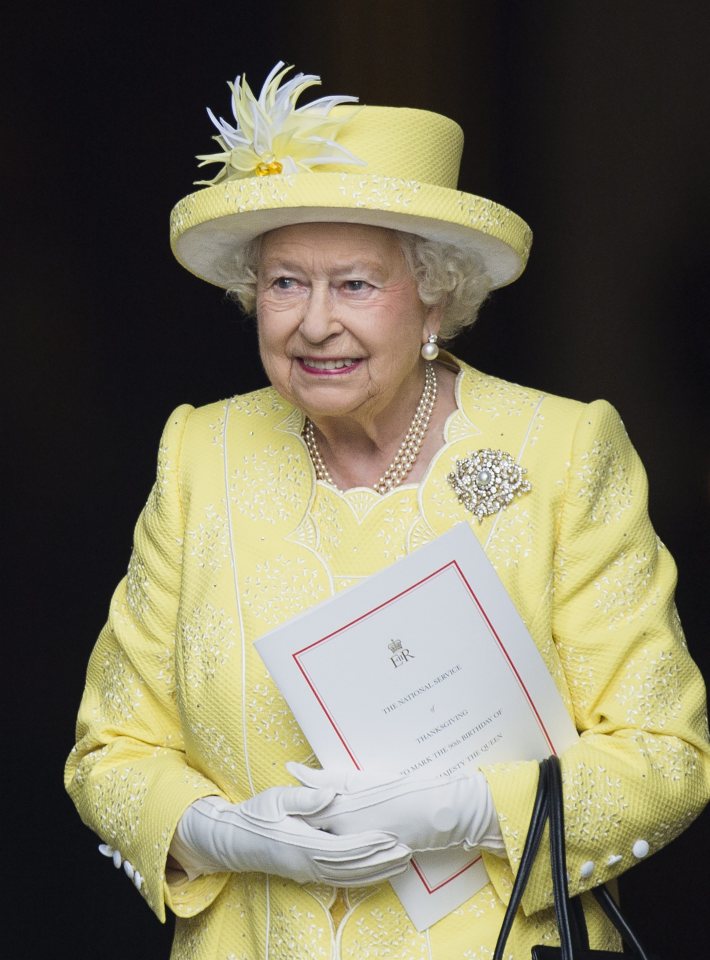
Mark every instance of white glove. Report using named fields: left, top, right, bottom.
left=288, top=763, right=505, bottom=856
left=170, top=786, right=412, bottom=886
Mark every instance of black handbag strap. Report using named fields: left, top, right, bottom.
left=547, top=753, right=587, bottom=960
left=492, top=755, right=652, bottom=960
left=591, top=887, right=651, bottom=960
left=492, top=760, right=550, bottom=960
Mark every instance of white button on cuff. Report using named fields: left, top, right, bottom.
left=580, top=861, right=595, bottom=879
left=133, top=871, right=143, bottom=891
left=607, top=854, right=623, bottom=866
left=98, top=844, right=114, bottom=858
left=123, top=860, right=135, bottom=880
left=632, top=840, right=650, bottom=859
left=112, top=849, right=123, bottom=869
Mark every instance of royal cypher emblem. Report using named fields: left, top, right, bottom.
left=447, top=448, right=531, bottom=521
left=388, top=637, right=415, bottom=668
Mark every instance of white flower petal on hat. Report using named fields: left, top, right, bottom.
left=195, top=62, right=364, bottom=185
left=299, top=94, right=359, bottom=116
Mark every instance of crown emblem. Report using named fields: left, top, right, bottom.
left=388, top=638, right=403, bottom=653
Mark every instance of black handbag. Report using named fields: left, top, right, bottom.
left=492, top=755, right=653, bottom=960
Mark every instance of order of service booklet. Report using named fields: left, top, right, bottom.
left=255, top=522, right=578, bottom=930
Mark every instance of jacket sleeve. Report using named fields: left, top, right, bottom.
left=481, top=399, right=710, bottom=915
left=64, top=405, right=230, bottom=922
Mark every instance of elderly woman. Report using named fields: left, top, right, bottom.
left=65, top=63, right=710, bottom=960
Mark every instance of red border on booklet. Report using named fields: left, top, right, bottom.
left=291, top=560, right=559, bottom=895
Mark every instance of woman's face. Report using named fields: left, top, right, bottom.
left=255, top=222, right=441, bottom=428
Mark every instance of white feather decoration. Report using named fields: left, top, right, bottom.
left=196, top=61, right=366, bottom=184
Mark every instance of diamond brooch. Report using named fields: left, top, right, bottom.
left=447, top=449, right=531, bottom=521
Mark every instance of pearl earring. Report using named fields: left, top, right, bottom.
left=421, top=334, right=439, bottom=361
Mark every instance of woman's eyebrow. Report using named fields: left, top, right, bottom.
left=325, top=260, right=392, bottom=284
left=258, top=258, right=307, bottom=273
left=332, top=259, right=385, bottom=275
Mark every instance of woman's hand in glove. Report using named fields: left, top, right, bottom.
left=169, top=784, right=412, bottom=886
left=287, top=763, right=505, bottom=856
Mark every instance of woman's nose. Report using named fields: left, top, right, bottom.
left=299, top=284, right=341, bottom=342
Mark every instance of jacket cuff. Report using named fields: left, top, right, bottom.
left=86, top=757, right=230, bottom=923
left=164, top=870, right=230, bottom=918
left=481, top=759, right=547, bottom=914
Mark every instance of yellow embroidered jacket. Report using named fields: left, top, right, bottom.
left=65, top=360, right=710, bottom=960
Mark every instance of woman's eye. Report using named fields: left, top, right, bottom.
left=344, top=280, right=370, bottom=292
left=274, top=277, right=298, bottom=290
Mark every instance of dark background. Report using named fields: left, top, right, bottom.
left=7, top=1, right=709, bottom=955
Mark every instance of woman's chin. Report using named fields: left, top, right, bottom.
left=288, top=366, right=370, bottom=420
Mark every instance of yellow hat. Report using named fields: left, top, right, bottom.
left=170, top=62, right=532, bottom=290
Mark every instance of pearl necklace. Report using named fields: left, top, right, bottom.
left=303, top=362, right=438, bottom=494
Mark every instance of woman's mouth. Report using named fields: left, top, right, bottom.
left=299, top=357, right=362, bottom=374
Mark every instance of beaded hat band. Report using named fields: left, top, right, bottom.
left=170, top=63, right=532, bottom=290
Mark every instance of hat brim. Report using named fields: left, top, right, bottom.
left=170, top=172, right=532, bottom=290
